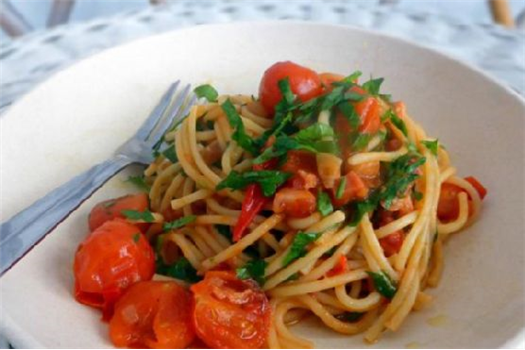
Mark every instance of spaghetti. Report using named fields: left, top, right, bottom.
left=73, top=61, right=486, bottom=348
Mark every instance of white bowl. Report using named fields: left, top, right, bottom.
left=0, top=22, right=524, bottom=348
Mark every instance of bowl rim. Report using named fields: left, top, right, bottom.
left=0, top=20, right=523, bottom=349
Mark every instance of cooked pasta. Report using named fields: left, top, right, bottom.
left=73, top=61, right=486, bottom=349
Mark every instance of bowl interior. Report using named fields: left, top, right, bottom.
left=1, top=22, right=524, bottom=348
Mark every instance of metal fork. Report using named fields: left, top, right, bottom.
left=0, top=81, right=196, bottom=276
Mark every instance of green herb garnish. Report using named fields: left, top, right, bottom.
left=162, top=145, right=178, bottom=163
left=216, top=170, right=291, bottom=197
left=317, top=191, right=334, bottom=217
left=236, top=259, right=268, bottom=285
left=122, top=209, right=155, bottom=222
left=421, top=139, right=439, bottom=156
left=156, top=257, right=201, bottom=283
left=362, top=77, right=384, bottom=96
left=335, top=177, right=347, bottom=199
left=163, top=215, right=196, bottom=231
left=215, top=224, right=232, bottom=241
left=194, top=84, right=218, bottom=102
left=283, top=232, right=320, bottom=266
left=132, top=233, right=141, bottom=243
left=221, top=99, right=258, bottom=154
left=367, top=271, right=397, bottom=299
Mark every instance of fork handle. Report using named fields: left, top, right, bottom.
left=0, top=155, right=132, bottom=275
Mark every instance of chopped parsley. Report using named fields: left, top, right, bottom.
left=236, top=259, right=267, bottom=285
left=215, top=224, right=232, bottom=241
left=221, top=99, right=258, bottom=154
left=163, top=215, right=196, bottom=231
left=194, top=84, right=218, bottom=102
left=335, top=177, right=347, bottom=199
left=216, top=170, right=291, bottom=197
left=122, top=209, right=155, bottom=222
left=317, top=190, right=334, bottom=217
left=162, top=145, right=178, bottom=163
left=362, top=77, right=384, bottom=96
left=156, top=257, right=201, bottom=283
left=283, top=232, right=320, bottom=267
left=336, top=312, right=364, bottom=322
left=421, top=139, right=439, bottom=156
left=367, top=271, right=397, bottom=299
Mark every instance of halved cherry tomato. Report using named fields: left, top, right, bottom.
left=379, top=231, right=405, bottom=257
left=349, top=161, right=381, bottom=188
left=259, top=61, right=323, bottom=114
left=354, top=97, right=381, bottom=135
left=74, top=219, right=155, bottom=319
left=465, top=176, right=487, bottom=200
left=88, top=193, right=149, bottom=232
left=437, top=183, right=465, bottom=222
left=191, top=271, right=271, bottom=349
left=331, top=171, right=369, bottom=207
left=109, top=281, right=195, bottom=349
left=327, top=255, right=348, bottom=277
left=273, top=188, right=317, bottom=218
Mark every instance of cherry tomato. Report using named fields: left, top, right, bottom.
left=109, top=281, right=195, bottom=349
left=191, top=271, right=271, bottom=349
left=259, top=61, right=322, bottom=114
left=331, top=171, right=369, bottom=207
left=379, top=231, right=405, bottom=257
left=88, top=193, right=149, bottom=232
left=465, top=176, right=487, bottom=200
left=354, top=97, right=381, bottom=135
left=273, top=188, right=317, bottom=218
left=74, top=219, right=155, bottom=319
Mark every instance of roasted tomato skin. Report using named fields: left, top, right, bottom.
left=109, top=281, right=195, bottom=349
left=191, top=271, right=271, bottom=349
left=88, top=193, right=149, bottom=232
left=273, top=188, right=317, bottom=218
left=74, top=219, right=155, bottom=319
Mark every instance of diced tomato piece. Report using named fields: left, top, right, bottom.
left=282, top=150, right=318, bottom=174
left=327, top=255, right=348, bottom=277
left=191, top=271, right=271, bottom=349
left=109, top=281, right=195, bottom=348
left=74, top=219, right=155, bottom=319
left=349, top=161, right=381, bottom=188
left=273, top=188, right=317, bottom=218
left=332, top=171, right=369, bottom=207
left=465, top=176, right=487, bottom=200
left=259, top=61, right=323, bottom=115
left=386, top=137, right=403, bottom=151
left=379, top=231, right=404, bottom=257
left=354, top=97, right=381, bottom=135
left=288, top=169, right=319, bottom=190
left=88, top=193, right=149, bottom=232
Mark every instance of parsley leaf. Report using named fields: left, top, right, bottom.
left=387, top=110, right=408, bottom=137
left=350, top=132, right=372, bottom=151
left=236, top=259, right=268, bottom=285
left=367, top=271, right=397, bottom=299
left=132, top=233, right=141, bottom=243
left=221, top=99, right=258, bottom=154
left=283, top=232, right=320, bottom=266
left=421, top=139, right=439, bottom=156
left=194, top=84, right=218, bottom=102
left=163, top=215, right=196, bottom=231
left=122, top=209, right=155, bottom=222
left=362, top=77, right=384, bottom=96
left=156, top=257, right=201, bottom=283
left=381, top=153, right=425, bottom=209
left=338, top=100, right=360, bottom=128
left=126, top=175, right=150, bottom=192
left=335, top=177, right=347, bottom=199
left=277, top=78, right=295, bottom=107
left=295, top=123, right=335, bottom=143
left=216, top=170, right=291, bottom=197
left=413, top=190, right=423, bottom=201
left=317, top=191, right=334, bottom=217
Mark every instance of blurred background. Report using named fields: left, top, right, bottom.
left=1, top=0, right=524, bottom=114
